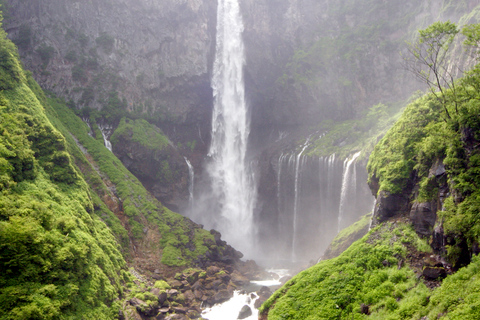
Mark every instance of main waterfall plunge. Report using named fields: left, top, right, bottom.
left=186, top=0, right=374, bottom=264
left=190, top=0, right=257, bottom=257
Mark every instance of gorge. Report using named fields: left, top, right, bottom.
left=3, top=0, right=480, bottom=319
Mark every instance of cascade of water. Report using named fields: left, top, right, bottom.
left=291, top=140, right=311, bottom=261
left=338, top=152, right=361, bottom=232
left=369, top=198, right=377, bottom=231
left=207, top=0, right=255, bottom=255
left=99, top=124, right=112, bottom=152
left=184, top=158, right=195, bottom=211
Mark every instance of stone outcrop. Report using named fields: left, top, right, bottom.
left=4, top=0, right=216, bottom=125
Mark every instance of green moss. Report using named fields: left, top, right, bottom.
left=111, top=117, right=169, bottom=152
left=323, top=213, right=372, bottom=259
left=0, top=30, right=127, bottom=319
left=153, top=280, right=171, bottom=290
left=367, top=96, right=444, bottom=195
left=261, top=222, right=430, bottom=320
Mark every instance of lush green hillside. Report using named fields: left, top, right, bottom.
left=0, top=13, right=243, bottom=319
left=0, top=20, right=127, bottom=318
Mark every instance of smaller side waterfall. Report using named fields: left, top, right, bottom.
left=269, top=148, right=374, bottom=263
left=184, top=158, right=195, bottom=211
left=291, top=141, right=310, bottom=261
left=98, top=124, right=113, bottom=152
left=338, top=152, right=361, bottom=232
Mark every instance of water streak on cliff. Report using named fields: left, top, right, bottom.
left=184, top=158, right=195, bottom=212
left=338, top=152, right=361, bottom=232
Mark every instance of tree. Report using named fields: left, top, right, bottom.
left=404, top=21, right=460, bottom=119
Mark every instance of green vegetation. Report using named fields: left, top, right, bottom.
left=261, top=222, right=431, bottom=320
left=48, top=92, right=215, bottom=266
left=262, top=221, right=480, bottom=319
left=0, top=24, right=126, bottom=318
left=111, top=117, right=169, bottom=152
left=322, top=213, right=371, bottom=259
left=0, top=13, right=225, bottom=319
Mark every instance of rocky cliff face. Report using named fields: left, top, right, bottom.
left=4, top=0, right=216, bottom=127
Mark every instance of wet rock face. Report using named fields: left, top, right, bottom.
left=372, top=190, right=410, bottom=226
left=111, top=131, right=189, bottom=212
left=410, top=202, right=437, bottom=236
left=4, top=0, right=216, bottom=125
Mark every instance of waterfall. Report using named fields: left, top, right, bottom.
left=207, top=0, right=256, bottom=255
left=338, top=152, right=361, bottom=232
left=99, top=124, right=112, bottom=152
left=184, top=158, right=195, bottom=211
left=369, top=199, right=377, bottom=231
left=291, top=141, right=310, bottom=261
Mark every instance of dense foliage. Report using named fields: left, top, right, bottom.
left=0, top=13, right=220, bottom=319
left=111, top=117, right=169, bottom=152
left=0, top=25, right=127, bottom=319
left=261, top=222, right=433, bottom=320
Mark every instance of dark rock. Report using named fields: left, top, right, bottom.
left=238, top=305, right=253, bottom=319
left=371, top=190, right=410, bottom=226
left=159, top=307, right=170, bottom=314
left=212, top=289, right=233, bottom=304
left=172, top=306, right=188, bottom=314
left=410, top=202, right=437, bottom=236
left=194, top=289, right=204, bottom=299
left=187, top=310, right=201, bottom=319
left=207, top=266, right=221, bottom=276
left=382, top=260, right=390, bottom=267
left=360, top=303, right=370, bottom=315
left=165, top=314, right=188, bottom=320
left=170, top=280, right=184, bottom=289
left=184, top=290, right=195, bottom=302
left=432, top=226, right=446, bottom=253
left=158, top=291, right=168, bottom=306
left=422, top=266, right=446, bottom=280
left=230, top=272, right=250, bottom=286
left=129, top=297, right=145, bottom=307
left=118, top=309, right=125, bottom=320
left=136, top=303, right=158, bottom=317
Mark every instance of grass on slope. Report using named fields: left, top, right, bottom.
left=0, top=26, right=127, bottom=318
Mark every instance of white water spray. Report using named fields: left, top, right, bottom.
left=338, top=152, right=361, bottom=232
left=207, top=0, right=256, bottom=255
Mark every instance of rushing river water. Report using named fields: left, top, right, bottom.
left=202, top=269, right=288, bottom=320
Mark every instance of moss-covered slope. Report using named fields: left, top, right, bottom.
left=0, top=23, right=126, bottom=319
left=0, top=13, right=244, bottom=319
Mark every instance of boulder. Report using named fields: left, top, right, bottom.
left=238, top=305, right=253, bottom=319
left=158, top=291, right=168, bottom=306
left=410, top=202, right=437, bottom=236
left=207, top=266, right=221, bottom=276
left=360, top=303, right=370, bottom=315
left=230, top=272, right=250, bottom=286
left=212, top=289, right=232, bottom=304
left=422, top=266, right=446, bottom=280
left=371, top=190, right=410, bottom=226
left=129, top=297, right=145, bottom=307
